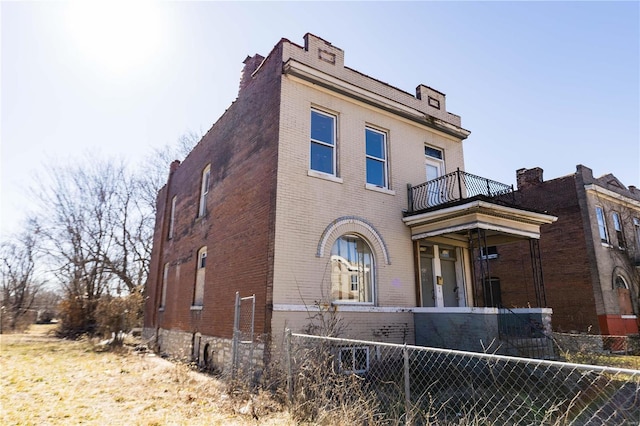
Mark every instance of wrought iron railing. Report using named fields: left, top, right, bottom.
left=407, top=169, right=515, bottom=213
left=497, top=306, right=557, bottom=360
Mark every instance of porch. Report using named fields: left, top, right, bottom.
left=403, top=170, right=558, bottom=358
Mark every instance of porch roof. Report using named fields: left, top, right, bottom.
left=402, top=199, right=557, bottom=245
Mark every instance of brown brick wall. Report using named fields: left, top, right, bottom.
left=486, top=175, right=601, bottom=333
left=144, top=43, right=284, bottom=339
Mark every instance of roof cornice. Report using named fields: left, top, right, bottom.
left=283, top=59, right=471, bottom=141
left=584, top=184, right=640, bottom=209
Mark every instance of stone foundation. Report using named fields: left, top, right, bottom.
left=141, top=327, right=265, bottom=376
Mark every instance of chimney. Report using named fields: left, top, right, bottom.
left=169, top=160, right=181, bottom=174
left=239, top=54, right=265, bottom=94
left=516, top=167, right=544, bottom=190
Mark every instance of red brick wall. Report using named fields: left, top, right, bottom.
left=144, top=44, right=283, bottom=339
left=486, top=175, right=601, bottom=333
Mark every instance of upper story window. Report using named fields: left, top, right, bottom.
left=425, top=145, right=444, bottom=181
left=160, top=262, right=169, bottom=310
left=198, top=165, right=211, bottom=218
left=168, top=195, right=177, bottom=239
left=634, top=218, right=640, bottom=252
left=365, top=127, right=388, bottom=188
left=193, top=246, right=207, bottom=307
left=330, top=235, right=374, bottom=304
left=310, top=109, right=337, bottom=176
left=595, top=206, right=609, bottom=244
left=612, top=212, right=626, bottom=249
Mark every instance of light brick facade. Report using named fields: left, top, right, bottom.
left=144, top=33, right=555, bottom=365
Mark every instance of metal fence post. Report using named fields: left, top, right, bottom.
left=231, top=291, right=240, bottom=380
left=285, top=328, right=293, bottom=405
left=403, top=343, right=412, bottom=425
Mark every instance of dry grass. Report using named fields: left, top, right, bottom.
left=0, top=324, right=294, bottom=426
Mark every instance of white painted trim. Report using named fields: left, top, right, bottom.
left=411, top=222, right=541, bottom=241
left=621, top=315, right=637, bottom=319
left=190, top=306, right=203, bottom=311
left=272, top=304, right=552, bottom=315
left=307, top=169, right=343, bottom=183
left=585, top=184, right=640, bottom=208
left=365, top=183, right=396, bottom=196
left=273, top=304, right=412, bottom=313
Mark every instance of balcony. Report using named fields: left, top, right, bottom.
left=406, top=169, right=515, bottom=215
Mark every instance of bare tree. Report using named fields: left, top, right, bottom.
left=138, top=130, right=200, bottom=210
left=0, top=221, right=45, bottom=332
left=34, top=158, right=144, bottom=335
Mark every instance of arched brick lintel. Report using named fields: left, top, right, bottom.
left=316, top=216, right=391, bottom=265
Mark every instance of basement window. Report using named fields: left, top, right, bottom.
left=338, top=347, right=369, bottom=374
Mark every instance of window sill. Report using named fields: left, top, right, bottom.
left=190, top=305, right=203, bottom=311
left=308, top=170, right=343, bottom=184
left=332, top=301, right=375, bottom=306
left=365, top=184, right=395, bottom=195
left=601, top=242, right=613, bottom=248
left=158, top=307, right=165, bottom=312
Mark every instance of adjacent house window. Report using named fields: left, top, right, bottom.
left=483, top=277, right=502, bottom=308
left=595, top=206, right=609, bottom=244
left=612, top=212, right=626, bottom=249
left=310, top=109, right=337, bottom=175
left=339, top=347, right=369, bottom=374
left=330, top=235, right=374, bottom=303
left=168, top=196, right=177, bottom=239
left=479, top=246, right=498, bottom=260
left=160, top=263, right=169, bottom=310
left=193, top=246, right=207, bottom=307
left=198, top=165, right=211, bottom=218
left=365, top=127, right=388, bottom=188
left=614, top=275, right=628, bottom=289
left=634, top=218, right=640, bottom=253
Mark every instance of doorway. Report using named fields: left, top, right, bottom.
left=419, top=244, right=461, bottom=308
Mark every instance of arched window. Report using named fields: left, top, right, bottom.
left=614, top=275, right=628, bottom=289
left=330, top=235, right=374, bottom=303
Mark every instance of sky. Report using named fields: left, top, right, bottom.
left=2, top=1, right=639, bottom=238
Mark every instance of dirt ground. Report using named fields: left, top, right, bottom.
left=0, top=324, right=294, bottom=425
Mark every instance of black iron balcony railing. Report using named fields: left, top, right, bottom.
left=407, top=169, right=515, bottom=214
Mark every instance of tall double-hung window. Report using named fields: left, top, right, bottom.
left=365, top=127, right=388, bottom=188
left=612, top=212, right=626, bottom=249
left=310, top=109, right=336, bottom=175
left=192, top=246, right=207, bottom=307
left=198, top=165, right=211, bottom=218
left=595, top=206, right=609, bottom=244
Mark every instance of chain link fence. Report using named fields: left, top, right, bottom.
left=231, top=292, right=255, bottom=382
left=282, top=331, right=640, bottom=425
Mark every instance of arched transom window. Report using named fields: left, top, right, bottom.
left=330, top=235, right=374, bottom=303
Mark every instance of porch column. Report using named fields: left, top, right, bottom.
left=529, top=239, right=547, bottom=307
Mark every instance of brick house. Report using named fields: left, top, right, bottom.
left=143, top=34, right=557, bottom=369
left=485, top=166, right=640, bottom=336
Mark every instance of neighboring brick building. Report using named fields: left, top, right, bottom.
left=143, top=34, right=557, bottom=369
left=486, top=166, right=640, bottom=335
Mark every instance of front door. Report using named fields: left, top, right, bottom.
left=419, top=244, right=462, bottom=308
left=420, top=249, right=435, bottom=307
left=441, top=255, right=458, bottom=307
